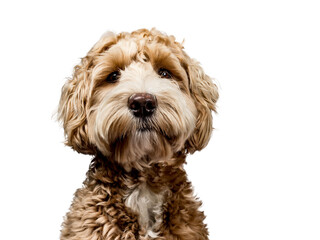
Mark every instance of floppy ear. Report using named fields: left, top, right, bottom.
left=58, top=33, right=117, bottom=154
left=185, top=58, right=219, bottom=153
left=58, top=58, right=95, bottom=154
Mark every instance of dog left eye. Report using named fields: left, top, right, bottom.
left=106, top=71, right=121, bottom=83
left=158, top=68, right=172, bottom=79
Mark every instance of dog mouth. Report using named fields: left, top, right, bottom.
left=136, top=124, right=172, bottom=140
left=136, top=118, right=155, bottom=132
left=138, top=127, right=153, bottom=132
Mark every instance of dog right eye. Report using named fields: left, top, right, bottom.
left=158, top=68, right=172, bottom=79
left=106, top=71, right=121, bottom=83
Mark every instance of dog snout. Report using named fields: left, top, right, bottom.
left=128, top=93, right=157, bottom=118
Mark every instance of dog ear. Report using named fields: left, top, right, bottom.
left=58, top=33, right=117, bottom=154
left=58, top=58, right=95, bottom=154
left=185, top=58, right=219, bottom=153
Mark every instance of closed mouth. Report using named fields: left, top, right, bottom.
left=137, top=118, right=155, bottom=132
left=138, top=127, right=153, bottom=132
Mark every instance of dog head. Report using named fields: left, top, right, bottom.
left=58, top=29, right=218, bottom=170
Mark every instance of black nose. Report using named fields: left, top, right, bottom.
left=128, top=93, right=157, bottom=118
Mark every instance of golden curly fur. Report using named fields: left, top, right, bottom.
left=58, top=28, right=219, bottom=240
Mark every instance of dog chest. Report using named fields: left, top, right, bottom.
left=124, top=183, right=164, bottom=238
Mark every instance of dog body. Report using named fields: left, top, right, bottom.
left=58, top=29, right=218, bottom=240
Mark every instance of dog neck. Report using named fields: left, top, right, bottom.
left=87, top=151, right=187, bottom=187
left=85, top=152, right=188, bottom=237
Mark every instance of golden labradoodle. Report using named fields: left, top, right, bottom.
left=58, top=28, right=219, bottom=240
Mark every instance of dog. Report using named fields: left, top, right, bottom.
left=58, top=28, right=219, bottom=240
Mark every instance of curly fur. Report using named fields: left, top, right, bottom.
left=58, top=28, right=219, bottom=240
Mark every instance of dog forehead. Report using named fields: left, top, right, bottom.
left=110, top=35, right=176, bottom=59
left=110, top=38, right=139, bottom=55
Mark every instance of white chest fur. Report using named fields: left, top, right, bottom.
left=124, top=183, right=164, bottom=238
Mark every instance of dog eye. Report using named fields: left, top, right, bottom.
left=106, top=71, right=121, bottom=83
left=158, top=68, right=172, bottom=79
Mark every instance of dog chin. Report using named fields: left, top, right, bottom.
left=110, top=128, right=177, bottom=171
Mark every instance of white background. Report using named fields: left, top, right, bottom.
left=0, top=1, right=319, bottom=239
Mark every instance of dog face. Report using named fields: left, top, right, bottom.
left=58, top=29, right=218, bottom=170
